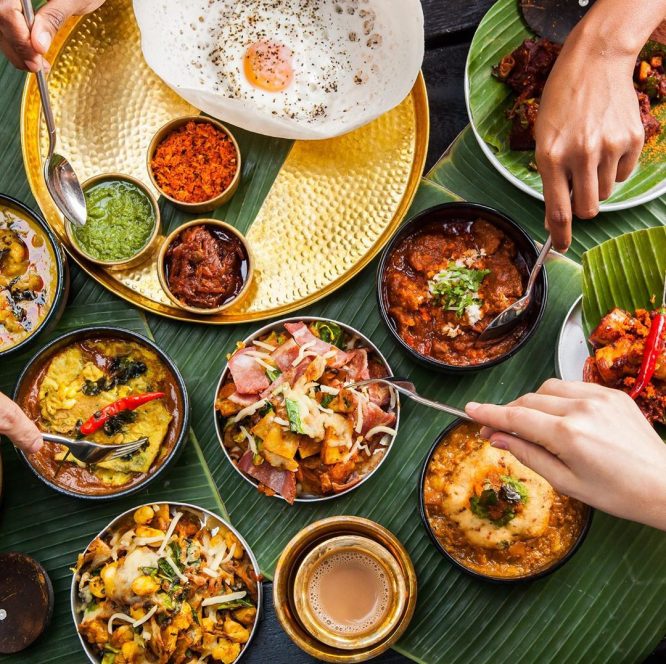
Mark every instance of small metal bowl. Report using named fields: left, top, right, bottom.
left=419, top=419, right=593, bottom=583
left=147, top=115, right=241, bottom=213
left=213, top=316, right=400, bottom=503
left=273, top=516, right=417, bottom=663
left=13, top=326, right=190, bottom=500
left=65, top=173, right=161, bottom=271
left=376, top=202, right=548, bottom=373
left=158, top=219, right=254, bottom=315
left=71, top=501, right=262, bottom=664
left=0, top=194, right=69, bottom=359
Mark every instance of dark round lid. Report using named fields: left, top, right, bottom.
left=0, top=553, right=54, bottom=654
left=520, top=0, right=596, bottom=44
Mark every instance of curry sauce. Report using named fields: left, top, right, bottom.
left=423, top=423, right=589, bottom=579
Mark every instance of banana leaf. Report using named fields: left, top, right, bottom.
left=466, top=0, right=666, bottom=206
left=429, top=127, right=666, bottom=262
left=582, top=226, right=666, bottom=336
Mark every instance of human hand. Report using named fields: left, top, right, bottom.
left=0, top=390, right=42, bottom=454
left=534, top=24, right=645, bottom=252
left=0, top=0, right=105, bottom=71
left=465, top=379, right=666, bottom=531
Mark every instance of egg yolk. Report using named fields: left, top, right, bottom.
left=243, top=40, right=294, bottom=92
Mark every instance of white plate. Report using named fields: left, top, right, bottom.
left=555, top=295, right=590, bottom=381
left=463, top=45, right=666, bottom=212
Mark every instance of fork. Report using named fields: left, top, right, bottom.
left=345, top=377, right=472, bottom=421
left=41, top=432, right=149, bottom=463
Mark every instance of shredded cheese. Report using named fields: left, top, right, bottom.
left=220, top=543, right=236, bottom=565
left=201, top=590, right=247, bottom=608
left=135, top=536, right=164, bottom=546
left=389, top=387, right=397, bottom=410
left=108, top=612, right=135, bottom=633
left=316, top=403, right=334, bottom=415
left=157, top=512, right=182, bottom=556
left=165, top=555, right=188, bottom=584
left=132, top=605, right=158, bottom=629
left=252, top=339, right=276, bottom=351
left=203, top=567, right=219, bottom=578
left=322, top=349, right=337, bottom=359
left=244, top=351, right=275, bottom=371
left=291, top=340, right=317, bottom=366
left=208, top=543, right=228, bottom=572
left=365, top=425, right=397, bottom=440
left=239, top=426, right=257, bottom=455
left=355, top=398, right=364, bottom=434
left=231, top=399, right=267, bottom=423
left=272, top=416, right=289, bottom=427
left=319, top=385, right=340, bottom=395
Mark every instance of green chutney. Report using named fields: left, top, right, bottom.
left=74, top=179, right=155, bottom=261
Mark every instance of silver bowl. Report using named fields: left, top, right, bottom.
left=71, top=501, right=263, bottom=663
left=213, top=316, right=401, bottom=503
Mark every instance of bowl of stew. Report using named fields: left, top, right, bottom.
left=0, top=194, right=68, bottom=359
left=419, top=420, right=592, bottom=583
left=158, top=219, right=253, bottom=315
left=13, top=326, right=189, bottom=500
left=377, top=202, right=548, bottom=372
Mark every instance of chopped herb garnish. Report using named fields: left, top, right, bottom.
left=102, top=409, right=137, bottom=436
left=469, top=476, right=528, bottom=526
left=285, top=399, right=305, bottom=434
left=311, top=321, right=344, bottom=348
left=428, top=263, right=490, bottom=318
left=266, top=367, right=281, bottom=382
left=320, top=393, right=335, bottom=408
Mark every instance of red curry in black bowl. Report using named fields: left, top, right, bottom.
left=377, top=203, right=547, bottom=371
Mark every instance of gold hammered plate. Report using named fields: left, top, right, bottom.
left=21, top=0, right=429, bottom=324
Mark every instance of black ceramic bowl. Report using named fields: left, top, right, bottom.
left=13, top=326, right=190, bottom=500
left=376, top=202, right=548, bottom=373
left=0, top=194, right=69, bottom=359
left=418, top=419, right=593, bottom=583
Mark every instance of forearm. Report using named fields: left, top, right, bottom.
left=571, top=0, right=666, bottom=58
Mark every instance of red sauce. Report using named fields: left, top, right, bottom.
left=164, top=224, right=248, bottom=309
left=383, top=218, right=530, bottom=366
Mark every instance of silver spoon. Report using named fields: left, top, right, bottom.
left=477, top=235, right=552, bottom=342
left=345, top=377, right=472, bottom=421
left=20, top=0, right=87, bottom=227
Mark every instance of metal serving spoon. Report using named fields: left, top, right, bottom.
left=345, top=377, right=472, bottom=421
left=478, top=235, right=552, bottom=342
left=20, top=0, right=87, bottom=227
left=42, top=432, right=148, bottom=464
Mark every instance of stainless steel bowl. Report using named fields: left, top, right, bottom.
left=213, top=316, right=401, bottom=503
left=71, top=501, right=263, bottom=663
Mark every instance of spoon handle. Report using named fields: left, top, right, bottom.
left=526, top=235, right=552, bottom=294
left=20, top=0, right=56, bottom=158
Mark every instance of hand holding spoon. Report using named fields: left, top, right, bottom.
left=478, top=235, right=552, bottom=342
left=20, top=0, right=87, bottom=227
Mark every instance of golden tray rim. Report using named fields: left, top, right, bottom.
left=20, top=13, right=430, bottom=325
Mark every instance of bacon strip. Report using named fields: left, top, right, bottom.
left=237, top=451, right=297, bottom=504
left=228, top=347, right=270, bottom=395
left=271, top=338, right=301, bottom=372
left=284, top=322, right=349, bottom=366
left=359, top=401, right=396, bottom=436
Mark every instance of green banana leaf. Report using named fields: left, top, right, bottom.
left=582, top=226, right=666, bottom=336
left=1, top=50, right=666, bottom=664
left=429, top=127, right=666, bottom=262
left=466, top=0, right=666, bottom=206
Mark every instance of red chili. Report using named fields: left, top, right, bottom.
left=629, top=305, right=666, bottom=400
left=79, top=392, right=165, bottom=435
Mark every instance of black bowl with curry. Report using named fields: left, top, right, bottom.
left=14, top=326, right=189, bottom=500
left=0, top=194, right=68, bottom=358
left=419, top=420, right=592, bottom=583
left=377, top=202, right=547, bottom=372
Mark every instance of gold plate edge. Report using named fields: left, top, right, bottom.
left=21, top=22, right=430, bottom=324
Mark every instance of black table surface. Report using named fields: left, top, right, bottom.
left=246, top=2, right=666, bottom=662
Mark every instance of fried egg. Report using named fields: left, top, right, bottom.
left=134, top=0, right=424, bottom=139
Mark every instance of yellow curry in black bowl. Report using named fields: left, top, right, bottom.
left=0, top=195, right=68, bottom=357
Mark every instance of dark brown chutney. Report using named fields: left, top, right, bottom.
left=383, top=218, right=529, bottom=366
left=164, top=224, right=248, bottom=309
